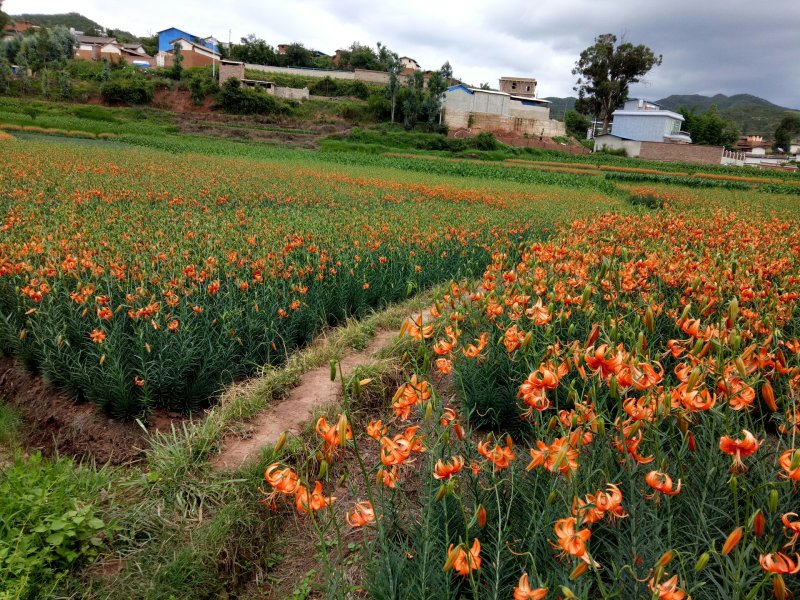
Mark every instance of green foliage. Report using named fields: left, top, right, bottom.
left=100, top=76, right=154, bottom=105
left=307, top=77, right=369, bottom=99
left=57, top=69, right=71, bottom=99
left=216, top=77, right=289, bottom=116
left=169, top=43, right=184, bottom=81
left=774, top=113, right=800, bottom=151
left=573, top=33, right=662, bottom=132
left=281, top=42, right=314, bottom=68
left=0, top=401, right=21, bottom=447
left=563, top=109, right=591, bottom=138
left=187, top=70, right=218, bottom=105
left=230, top=34, right=278, bottom=65
left=0, top=453, right=112, bottom=598
left=12, top=26, right=75, bottom=74
left=679, top=105, right=739, bottom=146
left=0, top=57, right=11, bottom=93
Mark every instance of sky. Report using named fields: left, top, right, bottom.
left=5, top=0, right=800, bottom=108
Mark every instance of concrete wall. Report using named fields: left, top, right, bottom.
left=594, top=135, right=642, bottom=156
left=638, top=142, right=723, bottom=165
left=611, top=114, right=681, bottom=143
left=243, top=64, right=390, bottom=85
left=508, top=104, right=549, bottom=120
left=353, top=69, right=390, bottom=84
left=453, top=112, right=566, bottom=138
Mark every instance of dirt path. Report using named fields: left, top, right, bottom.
left=210, top=330, right=397, bottom=470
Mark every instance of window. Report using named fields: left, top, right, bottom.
left=511, top=82, right=517, bottom=90
left=525, top=85, right=530, bottom=91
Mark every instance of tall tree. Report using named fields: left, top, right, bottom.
left=170, top=41, right=184, bottom=80
left=774, top=114, right=800, bottom=151
left=280, top=43, right=313, bottom=68
left=572, top=33, right=662, bottom=134
left=385, top=52, right=402, bottom=123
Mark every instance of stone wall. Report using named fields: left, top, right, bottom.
left=219, top=61, right=245, bottom=85
left=274, top=86, right=309, bottom=100
left=353, top=69, right=390, bottom=84
left=639, top=142, right=724, bottom=165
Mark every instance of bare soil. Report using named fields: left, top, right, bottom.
left=0, top=356, right=187, bottom=465
left=211, top=330, right=396, bottom=471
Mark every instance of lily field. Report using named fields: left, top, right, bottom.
left=1, top=132, right=800, bottom=599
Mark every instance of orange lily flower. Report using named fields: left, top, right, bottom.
left=513, top=573, right=548, bottom=600
left=648, top=574, right=690, bottom=600
left=295, top=481, right=336, bottom=514
left=445, top=539, right=481, bottom=575
left=366, top=419, right=387, bottom=440
left=645, top=471, right=682, bottom=498
left=778, top=449, right=800, bottom=481
left=346, top=501, right=375, bottom=528
left=477, top=436, right=516, bottom=469
left=433, top=456, right=464, bottom=480
left=782, top=513, right=800, bottom=549
left=391, top=375, right=431, bottom=420
left=759, top=552, right=800, bottom=574
left=463, top=332, right=489, bottom=358
left=527, top=437, right=579, bottom=478
left=553, top=517, right=591, bottom=559
left=315, top=414, right=353, bottom=455
left=405, top=315, right=433, bottom=340
left=719, top=430, right=761, bottom=473
left=264, top=463, right=300, bottom=494
left=376, top=465, right=398, bottom=488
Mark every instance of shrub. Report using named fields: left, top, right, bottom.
left=0, top=453, right=112, bottom=598
left=216, top=77, right=289, bottom=116
left=100, top=77, right=154, bottom=105
left=473, top=131, right=499, bottom=151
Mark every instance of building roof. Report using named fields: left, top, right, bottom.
left=120, top=48, right=152, bottom=58
left=612, top=108, right=684, bottom=121
left=509, top=95, right=550, bottom=104
left=500, top=76, right=537, bottom=82
left=76, top=35, right=117, bottom=45
left=173, top=37, right=221, bottom=56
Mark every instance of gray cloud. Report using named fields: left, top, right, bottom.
left=5, top=0, right=799, bottom=106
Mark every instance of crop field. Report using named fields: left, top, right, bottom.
left=2, top=130, right=800, bottom=599
left=0, top=137, right=619, bottom=419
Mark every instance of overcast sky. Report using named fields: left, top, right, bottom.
left=5, top=0, right=800, bottom=107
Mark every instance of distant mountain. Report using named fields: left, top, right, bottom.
left=544, top=96, right=577, bottom=119
left=11, top=12, right=139, bottom=42
left=655, top=94, right=799, bottom=138
left=544, top=93, right=799, bottom=138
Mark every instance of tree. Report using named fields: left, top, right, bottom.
left=564, top=110, right=592, bottom=138
left=385, top=52, right=402, bottom=123
left=479, top=83, right=491, bottom=90
left=170, top=41, right=184, bottom=80
left=280, top=43, right=313, bottom=68
left=573, top=33, right=662, bottom=134
left=679, top=105, right=739, bottom=147
left=231, top=34, right=278, bottom=66
left=440, top=61, right=453, bottom=87
left=0, top=57, right=12, bottom=93
left=347, top=42, right=380, bottom=71
left=0, top=0, right=8, bottom=33
left=774, top=114, right=800, bottom=152
left=140, top=34, right=158, bottom=57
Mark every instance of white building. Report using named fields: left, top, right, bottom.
left=608, top=99, right=691, bottom=143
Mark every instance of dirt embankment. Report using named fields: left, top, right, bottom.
left=0, top=357, right=186, bottom=465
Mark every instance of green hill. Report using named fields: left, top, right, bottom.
left=655, top=94, right=799, bottom=138
left=10, top=12, right=139, bottom=42
left=544, top=96, right=577, bottom=120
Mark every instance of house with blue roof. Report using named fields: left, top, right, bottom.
left=442, top=78, right=565, bottom=138
left=158, top=28, right=219, bottom=53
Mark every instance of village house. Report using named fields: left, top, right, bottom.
left=498, top=76, right=537, bottom=97
left=442, top=78, right=566, bottom=138
left=2, top=20, right=37, bottom=40
left=592, top=99, right=752, bottom=166
left=156, top=38, right=220, bottom=68
left=73, top=34, right=155, bottom=66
